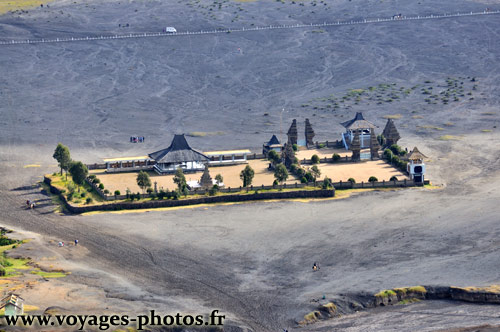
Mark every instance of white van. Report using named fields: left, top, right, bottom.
left=165, top=27, right=177, bottom=33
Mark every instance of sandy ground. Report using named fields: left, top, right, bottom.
left=94, top=159, right=301, bottom=193
left=0, top=0, right=500, bottom=331
left=306, top=159, right=408, bottom=183
left=295, top=148, right=350, bottom=161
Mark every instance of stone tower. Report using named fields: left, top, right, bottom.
left=382, top=118, right=400, bottom=147
left=287, top=119, right=298, bottom=146
left=305, top=118, right=315, bottom=146
left=370, top=128, right=380, bottom=160
left=350, top=129, right=361, bottom=161
left=199, top=166, right=213, bottom=189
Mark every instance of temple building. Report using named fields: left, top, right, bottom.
left=382, top=118, right=401, bottom=147
left=262, top=135, right=283, bottom=156
left=149, top=134, right=209, bottom=174
left=341, top=112, right=376, bottom=150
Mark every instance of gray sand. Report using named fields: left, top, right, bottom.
left=1, top=0, right=500, bottom=330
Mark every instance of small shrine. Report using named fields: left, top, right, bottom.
left=382, top=118, right=401, bottom=147
left=262, top=135, right=283, bottom=156
left=406, top=147, right=427, bottom=183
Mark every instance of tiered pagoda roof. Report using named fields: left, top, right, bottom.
left=149, top=134, right=209, bottom=163
left=341, top=112, right=376, bottom=130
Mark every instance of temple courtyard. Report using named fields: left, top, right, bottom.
left=92, top=150, right=407, bottom=194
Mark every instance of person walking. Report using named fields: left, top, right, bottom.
left=74, top=239, right=78, bottom=246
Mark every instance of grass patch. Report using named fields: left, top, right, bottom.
left=438, top=135, right=462, bottom=141
left=457, top=285, right=500, bottom=293
left=408, top=286, right=427, bottom=294
left=375, top=289, right=396, bottom=297
left=185, top=131, right=225, bottom=137
left=397, top=298, right=421, bottom=305
left=383, top=114, right=402, bottom=119
left=417, top=125, right=444, bottom=131
left=31, top=270, right=67, bottom=278
left=481, top=129, right=492, bottom=132
left=481, top=112, right=496, bottom=115
left=443, top=122, right=454, bottom=126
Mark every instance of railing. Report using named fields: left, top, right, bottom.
left=1, top=10, right=498, bottom=46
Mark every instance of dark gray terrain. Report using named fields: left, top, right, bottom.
left=1, top=0, right=500, bottom=331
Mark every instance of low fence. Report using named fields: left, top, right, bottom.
left=44, top=176, right=335, bottom=214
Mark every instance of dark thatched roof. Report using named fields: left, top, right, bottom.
left=341, top=112, right=376, bottom=130
left=266, top=135, right=281, bottom=146
left=149, top=134, right=209, bottom=163
left=407, top=147, right=427, bottom=161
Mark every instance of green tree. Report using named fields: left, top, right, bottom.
left=267, top=150, right=281, bottom=166
left=53, top=143, right=71, bottom=178
left=332, top=153, right=341, bottom=162
left=240, top=165, right=255, bottom=187
left=173, top=168, right=187, bottom=191
left=215, top=174, right=224, bottom=185
left=310, top=165, right=321, bottom=184
left=69, top=161, right=88, bottom=191
left=368, top=176, right=378, bottom=183
left=311, top=154, right=320, bottom=164
left=136, top=171, right=152, bottom=193
left=348, top=177, right=356, bottom=184
left=274, top=164, right=288, bottom=185
left=114, top=190, right=121, bottom=199
left=322, top=176, right=332, bottom=189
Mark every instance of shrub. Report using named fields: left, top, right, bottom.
left=149, top=193, right=157, bottom=199
left=273, top=179, right=279, bottom=186
left=390, top=176, right=398, bottom=181
left=80, top=192, right=86, bottom=198
left=86, top=197, right=93, bottom=204
left=104, top=189, right=110, bottom=194
left=384, top=148, right=393, bottom=159
left=348, top=178, right=356, bottom=183
left=146, top=187, right=153, bottom=194
left=157, top=190, right=165, bottom=200
left=52, top=172, right=57, bottom=176
left=290, top=163, right=298, bottom=173
left=311, top=154, right=320, bottom=164
left=304, top=172, right=314, bottom=183
left=300, top=177, right=307, bottom=183
left=296, top=168, right=305, bottom=177
left=88, top=174, right=96, bottom=180
left=98, top=183, right=104, bottom=190
left=322, top=176, right=332, bottom=189
left=172, top=190, right=180, bottom=200
left=292, top=144, right=298, bottom=151
left=208, top=185, right=218, bottom=196
left=318, top=143, right=325, bottom=149
left=368, top=176, right=378, bottom=182
left=93, top=178, right=101, bottom=184
left=332, top=153, right=341, bottom=162
left=114, top=190, right=121, bottom=196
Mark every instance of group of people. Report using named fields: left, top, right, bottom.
left=130, top=136, right=145, bottom=143
left=58, top=240, right=78, bottom=247
left=26, top=200, right=36, bottom=209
